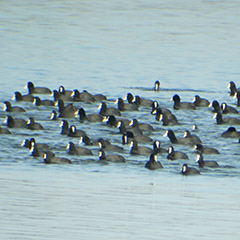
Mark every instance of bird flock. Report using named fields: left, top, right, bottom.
left=1, top=80, right=240, bottom=176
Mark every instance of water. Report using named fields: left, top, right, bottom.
left=1, top=0, right=240, bottom=239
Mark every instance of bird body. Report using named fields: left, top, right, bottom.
left=27, top=117, right=44, bottom=130
left=145, top=153, right=163, bottom=170
left=221, top=102, right=238, bottom=114
left=13, top=91, right=34, bottom=102
left=76, top=108, right=103, bottom=123
left=183, top=130, right=202, bottom=145
left=164, top=130, right=195, bottom=145
left=181, top=164, right=200, bottom=175
left=68, top=125, right=87, bottom=138
left=214, top=112, right=240, bottom=125
left=4, top=116, right=27, bottom=128
left=44, top=151, right=72, bottom=164
left=167, top=146, right=189, bottom=160
left=116, top=98, right=138, bottom=111
left=33, top=97, right=55, bottom=106
left=172, top=94, right=196, bottom=110
left=26, top=81, right=52, bottom=95
left=194, top=144, right=220, bottom=155
left=3, top=101, right=26, bottom=112
left=98, top=138, right=124, bottom=152
left=221, top=127, right=240, bottom=138
left=98, top=149, right=126, bottom=163
left=130, top=140, right=153, bottom=155
left=193, top=95, right=210, bottom=107
left=196, top=154, right=219, bottom=168
left=66, top=142, right=93, bottom=155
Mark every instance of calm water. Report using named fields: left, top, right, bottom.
left=1, top=0, right=240, bottom=239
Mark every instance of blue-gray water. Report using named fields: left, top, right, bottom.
left=1, top=1, right=240, bottom=239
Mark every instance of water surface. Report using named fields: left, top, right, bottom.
left=1, top=1, right=240, bottom=239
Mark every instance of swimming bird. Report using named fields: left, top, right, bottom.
left=30, top=142, right=44, bottom=157
left=68, top=125, right=87, bottom=138
left=172, top=94, right=196, bottom=110
left=145, top=153, right=163, bottom=170
left=122, top=133, right=131, bottom=145
left=102, top=115, right=126, bottom=127
left=25, top=81, right=52, bottom=95
left=163, top=129, right=195, bottom=145
left=79, top=90, right=96, bottom=103
left=71, top=89, right=82, bottom=102
left=196, top=154, right=219, bottom=168
left=151, top=104, right=173, bottom=117
left=66, top=142, right=93, bottom=155
left=152, top=108, right=178, bottom=126
left=59, top=120, right=69, bottom=135
left=209, top=100, right=221, bottom=113
left=43, top=151, right=72, bottom=164
left=58, top=86, right=76, bottom=101
left=75, top=108, right=103, bottom=123
left=158, top=112, right=179, bottom=126
left=221, top=127, right=240, bottom=138
left=214, top=112, right=240, bottom=125
left=128, top=119, right=143, bottom=136
left=129, top=118, right=155, bottom=132
left=21, top=139, right=31, bottom=148
left=111, top=116, right=131, bottom=128
left=3, top=101, right=26, bottom=112
left=181, top=164, right=200, bottom=175
left=194, top=144, right=220, bottom=154
left=57, top=99, right=77, bottom=118
left=52, top=89, right=72, bottom=102
left=98, top=149, right=126, bottom=163
left=4, top=115, right=27, bottom=128
left=98, top=102, right=121, bottom=116
left=154, top=80, right=160, bottom=91
left=102, top=115, right=118, bottom=127
left=126, top=93, right=135, bottom=105
left=117, top=120, right=142, bottom=136
left=58, top=86, right=73, bottom=100
left=50, top=110, right=58, bottom=120
left=134, top=95, right=154, bottom=108
left=221, top=102, right=238, bottom=114
left=153, top=140, right=167, bottom=154
left=13, top=91, right=34, bottom=102
left=122, top=131, right=152, bottom=144
left=234, top=92, right=240, bottom=107
left=30, top=138, right=49, bottom=150
left=71, top=89, right=100, bottom=102
left=193, top=95, right=210, bottom=107
left=27, top=117, right=44, bottom=130
left=117, top=120, right=129, bottom=134
left=228, top=81, right=240, bottom=96
left=167, top=146, right=189, bottom=160
left=22, top=138, right=49, bottom=151
left=79, top=135, right=98, bottom=146
left=130, top=139, right=153, bottom=155
left=192, top=124, right=198, bottom=131
left=116, top=97, right=138, bottom=111
left=183, top=130, right=202, bottom=145
left=33, top=96, right=55, bottom=107
left=98, top=138, right=124, bottom=152
left=151, top=100, right=159, bottom=112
